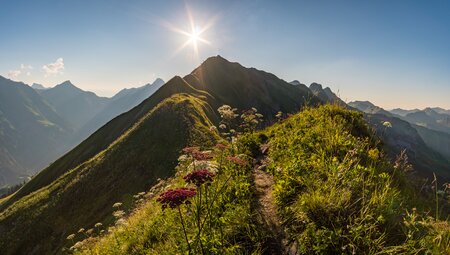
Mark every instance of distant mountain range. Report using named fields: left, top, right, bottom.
left=0, top=76, right=164, bottom=189
left=350, top=101, right=450, bottom=166
left=391, top=107, right=450, bottom=134
left=37, top=80, right=110, bottom=131
left=75, top=78, right=165, bottom=141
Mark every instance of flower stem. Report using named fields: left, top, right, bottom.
left=178, top=207, right=191, bottom=255
left=197, top=186, right=205, bottom=254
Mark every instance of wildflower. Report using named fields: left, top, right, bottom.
left=214, top=143, right=228, bottom=150
left=183, top=146, right=200, bottom=155
left=394, top=150, right=412, bottom=172
left=77, top=228, right=85, bottom=233
left=184, top=169, right=216, bottom=187
left=116, top=218, right=127, bottom=226
left=276, top=111, right=283, bottom=119
left=178, top=154, right=189, bottom=162
left=229, top=129, right=236, bottom=134
left=157, top=187, right=197, bottom=209
left=66, top=234, right=75, bottom=240
left=112, top=202, right=122, bottom=208
left=113, top=210, right=125, bottom=218
left=192, top=160, right=218, bottom=173
left=209, top=125, right=217, bottom=132
left=192, top=150, right=213, bottom=161
left=368, top=148, right=379, bottom=160
left=219, top=124, right=227, bottom=129
left=100, top=230, right=105, bottom=235
left=94, top=223, right=102, bottom=228
left=71, top=241, right=83, bottom=250
left=382, top=121, right=392, bottom=128
left=86, top=228, right=94, bottom=235
left=226, top=156, right=247, bottom=166
left=218, top=105, right=238, bottom=120
left=138, top=192, right=146, bottom=196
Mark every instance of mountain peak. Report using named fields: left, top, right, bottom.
left=289, top=80, right=305, bottom=86
left=309, top=82, right=323, bottom=91
left=60, top=80, right=73, bottom=86
left=350, top=100, right=375, bottom=107
left=31, top=83, right=47, bottom=90
left=197, top=55, right=232, bottom=69
left=55, top=80, right=78, bottom=89
left=152, top=78, right=165, bottom=87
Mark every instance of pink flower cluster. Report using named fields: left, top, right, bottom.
left=183, top=169, right=216, bottom=187
left=226, top=156, right=247, bottom=166
left=157, top=188, right=197, bottom=209
left=182, top=146, right=213, bottom=161
left=214, top=143, right=228, bottom=150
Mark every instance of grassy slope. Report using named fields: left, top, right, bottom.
left=76, top=105, right=450, bottom=254
left=0, top=94, right=219, bottom=254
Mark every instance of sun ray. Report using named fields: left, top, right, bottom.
left=160, top=4, right=217, bottom=60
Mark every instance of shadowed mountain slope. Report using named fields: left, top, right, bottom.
left=413, top=124, right=450, bottom=159
left=184, top=56, right=320, bottom=122
left=0, top=76, right=72, bottom=188
left=309, top=82, right=347, bottom=106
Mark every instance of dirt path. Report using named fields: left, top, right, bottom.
left=252, top=158, right=295, bottom=254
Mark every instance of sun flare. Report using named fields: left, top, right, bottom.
left=162, top=5, right=215, bottom=59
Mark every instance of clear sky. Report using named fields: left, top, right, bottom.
left=1, top=0, right=449, bottom=109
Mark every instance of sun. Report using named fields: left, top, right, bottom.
left=188, top=28, right=200, bottom=44
left=185, top=26, right=209, bottom=51
left=162, top=5, right=215, bottom=59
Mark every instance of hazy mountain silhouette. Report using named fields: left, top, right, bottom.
left=390, top=108, right=420, bottom=116
left=390, top=108, right=450, bottom=134
left=0, top=76, right=72, bottom=188
left=75, top=78, right=165, bottom=141
left=30, top=83, right=47, bottom=90
left=39, top=81, right=110, bottom=131
left=348, top=101, right=392, bottom=116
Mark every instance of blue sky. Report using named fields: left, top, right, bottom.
left=1, top=0, right=449, bottom=109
